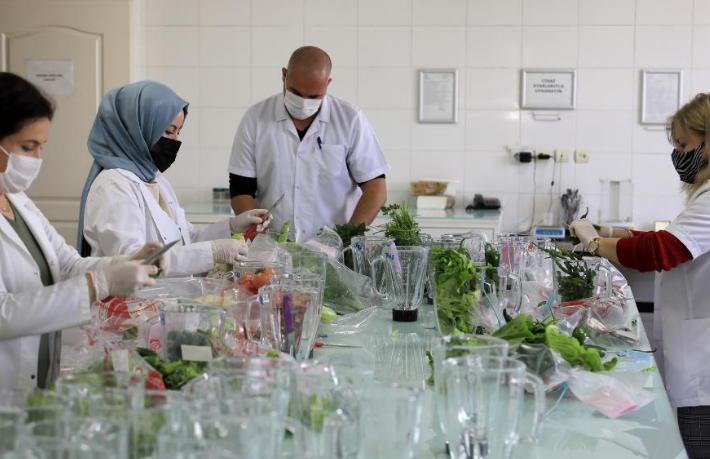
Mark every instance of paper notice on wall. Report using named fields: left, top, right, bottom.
left=25, top=60, right=74, bottom=97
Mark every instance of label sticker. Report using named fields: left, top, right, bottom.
left=181, top=345, right=213, bottom=362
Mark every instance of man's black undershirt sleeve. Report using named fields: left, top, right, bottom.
left=230, top=173, right=257, bottom=198
left=358, top=174, right=386, bottom=187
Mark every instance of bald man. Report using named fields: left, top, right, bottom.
left=228, top=46, right=389, bottom=242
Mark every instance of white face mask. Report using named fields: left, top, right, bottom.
left=0, top=145, right=42, bottom=194
left=284, top=89, right=322, bottom=120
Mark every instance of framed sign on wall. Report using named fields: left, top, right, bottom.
left=418, top=69, right=458, bottom=123
left=520, top=69, right=576, bottom=110
left=640, top=70, right=683, bottom=125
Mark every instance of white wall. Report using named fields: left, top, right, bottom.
left=133, top=0, right=710, bottom=232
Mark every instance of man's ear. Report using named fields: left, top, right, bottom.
left=282, top=68, right=287, bottom=83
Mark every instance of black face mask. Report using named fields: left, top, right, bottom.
left=150, top=136, right=181, bottom=173
left=672, top=142, right=706, bottom=184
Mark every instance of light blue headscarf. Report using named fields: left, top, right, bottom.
left=77, top=80, right=188, bottom=254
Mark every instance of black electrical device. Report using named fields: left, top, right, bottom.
left=514, top=151, right=533, bottom=163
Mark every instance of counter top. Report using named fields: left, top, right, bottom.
left=315, top=288, right=686, bottom=459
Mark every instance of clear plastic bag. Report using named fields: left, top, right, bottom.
left=248, top=233, right=280, bottom=262
left=512, top=342, right=571, bottom=391
left=320, top=306, right=380, bottom=336
left=279, top=242, right=374, bottom=314
left=567, top=368, right=654, bottom=418
left=304, top=227, right=343, bottom=260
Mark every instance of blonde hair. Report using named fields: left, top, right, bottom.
left=668, top=93, right=710, bottom=199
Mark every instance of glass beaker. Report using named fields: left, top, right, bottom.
left=552, top=256, right=612, bottom=303
left=340, top=235, right=396, bottom=277
left=159, top=303, right=225, bottom=362
left=371, top=246, right=429, bottom=321
left=258, top=284, right=322, bottom=360
left=440, top=356, right=545, bottom=459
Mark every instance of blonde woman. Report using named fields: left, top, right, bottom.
left=571, top=93, right=710, bottom=457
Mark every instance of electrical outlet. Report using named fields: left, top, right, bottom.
left=574, top=149, right=589, bottom=163
left=554, top=149, right=569, bottom=162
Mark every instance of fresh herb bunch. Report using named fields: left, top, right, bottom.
left=335, top=223, right=368, bottom=269
left=431, top=246, right=481, bottom=334
left=334, top=223, right=368, bottom=248
left=483, top=243, right=500, bottom=293
left=542, top=245, right=596, bottom=302
left=381, top=203, right=421, bottom=246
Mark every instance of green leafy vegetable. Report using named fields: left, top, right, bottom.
left=321, top=305, right=338, bottom=324
left=545, top=324, right=618, bottom=372
left=491, top=314, right=617, bottom=372
left=283, top=243, right=365, bottom=313
left=484, top=243, right=500, bottom=292
left=334, top=223, right=368, bottom=248
left=542, top=246, right=596, bottom=302
left=335, top=223, right=368, bottom=269
left=381, top=204, right=421, bottom=246
left=431, top=246, right=481, bottom=334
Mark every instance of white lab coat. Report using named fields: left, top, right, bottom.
left=656, top=180, right=710, bottom=407
left=83, top=169, right=229, bottom=275
left=0, top=192, right=112, bottom=390
left=229, top=93, right=389, bottom=241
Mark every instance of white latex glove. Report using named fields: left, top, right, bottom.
left=92, top=261, right=158, bottom=300
left=129, top=241, right=170, bottom=273
left=595, top=225, right=614, bottom=238
left=569, top=219, right=601, bottom=250
left=211, top=239, right=248, bottom=263
left=109, top=242, right=170, bottom=273
left=229, top=209, right=271, bottom=233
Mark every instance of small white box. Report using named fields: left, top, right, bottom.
left=416, top=195, right=454, bottom=209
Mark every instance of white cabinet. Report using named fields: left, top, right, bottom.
left=185, top=204, right=503, bottom=240
left=372, top=209, right=502, bottom=240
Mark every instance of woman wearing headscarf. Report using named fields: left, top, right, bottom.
left=78, top=81, right=269, bottom=275
left=0, top=72, right=160, bottom=390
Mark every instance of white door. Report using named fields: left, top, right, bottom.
left=2, top=26, right=103, bottom=243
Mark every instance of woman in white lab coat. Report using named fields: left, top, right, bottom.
left=571, top=94, right=710, bottom=457
left=78, top=81, right=269, bottom=274
left=0, top=72, right=161, bottom=390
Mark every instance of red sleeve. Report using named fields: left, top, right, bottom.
left=616, top=230, right=692, bottom=272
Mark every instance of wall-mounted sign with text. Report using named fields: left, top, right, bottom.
left=520, top=69, right=576, bottom=110
left=25, top=59, right=75, bottom=97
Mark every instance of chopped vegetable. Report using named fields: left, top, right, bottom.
left=164, top=330, right=210, bottom=362
left=238, top=267, right=276, bottom=295
left=381, top=204, right=421, bottom=246
left=136, top=348, right=206, bottom=390
left=278, top=222, right=291, bottom=243
left=431, top=246, right=481, bottom=334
